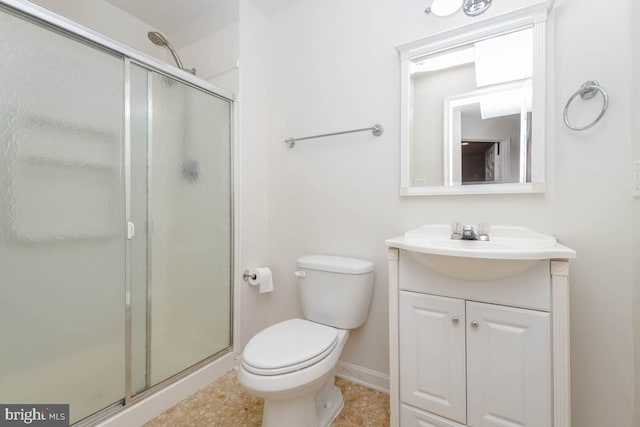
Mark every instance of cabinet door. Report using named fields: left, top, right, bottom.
left=399, top=292, right=466, bottom=424
left=466, top=302, right=551, bottom=427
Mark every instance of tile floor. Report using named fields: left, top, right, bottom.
left=144, top=370, right=390, bottom=427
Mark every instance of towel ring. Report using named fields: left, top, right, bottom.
left=563, top=80, right=608, bottom=131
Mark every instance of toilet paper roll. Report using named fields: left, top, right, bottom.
left=248, top=267, right=274, bottom=294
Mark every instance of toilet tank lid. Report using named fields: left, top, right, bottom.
left=297, top=255, right=374, bottom=274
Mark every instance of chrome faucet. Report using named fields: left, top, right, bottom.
left=451, top=223, right=490, bottom=241
left=461, top=225, right=478, bottom=240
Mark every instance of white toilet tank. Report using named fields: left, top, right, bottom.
left=296, top=255, right=374, bottom=330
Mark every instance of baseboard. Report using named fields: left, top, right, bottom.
left=97, top=351, right=236, bottom=427
left=335, top=361, right=390, bottom=394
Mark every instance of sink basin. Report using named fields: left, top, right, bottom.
left=386, top=224, right=576, bottom=280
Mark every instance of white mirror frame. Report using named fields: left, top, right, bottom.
left=397, top=1, right=551, bottom=196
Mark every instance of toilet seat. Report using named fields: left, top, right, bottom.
left=241, top=319, right=339, bottom=376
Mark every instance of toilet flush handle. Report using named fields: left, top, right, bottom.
left=293, top=271, right=306, bottom=278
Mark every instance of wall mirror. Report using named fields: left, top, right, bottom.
left=397, top=2, right=550, bottom=196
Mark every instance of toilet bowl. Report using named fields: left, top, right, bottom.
left=238, top=319, right=349, bottom=427
left=238, top=255, right=375, bottom=427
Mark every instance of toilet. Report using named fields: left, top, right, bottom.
left=238, top=255, right=375, bottom=427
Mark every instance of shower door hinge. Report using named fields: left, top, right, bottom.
left=127, top=221, right=135, bottom=240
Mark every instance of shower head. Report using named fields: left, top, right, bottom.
left=147, top=31, right=196, bottom=75
left=148, top=31, right=170, bottom=46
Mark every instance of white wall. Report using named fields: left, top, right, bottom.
left=166, top=0, right=239, bottom=94
left=170, top=21, right=239, bottom=94
left=552, top=1, right=634, bottom=425
left=235, top=0, right=280, bottom=352
left=28, top=0, right=167, bottom=60
left=232, top=1, right=635, bottom=426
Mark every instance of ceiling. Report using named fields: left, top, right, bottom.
left=104, top=0, right=237, bottom=34
left=104, top=0, right=301, bottom=35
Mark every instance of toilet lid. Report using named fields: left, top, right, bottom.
left=241, top=319, right=339, bottom=376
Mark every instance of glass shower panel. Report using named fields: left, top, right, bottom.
left=148, top=72, right=231, bottom=386
left=0, top=8, right=125, bottom=424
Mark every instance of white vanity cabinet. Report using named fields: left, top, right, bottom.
left=386, top=226, right=575, bottom=427
left=399, top=292, right=551, bottom=427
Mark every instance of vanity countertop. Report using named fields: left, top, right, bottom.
left=385, top=224, right=576, bottom=260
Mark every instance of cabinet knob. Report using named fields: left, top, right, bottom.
left=471, top=321, right=479, bottom=328
left=452, top=316, right=459, bottom=324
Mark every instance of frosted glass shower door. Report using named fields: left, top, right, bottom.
left=146, top=72, right=232, bottom=386
left=0, top=8, right=125, bottom=424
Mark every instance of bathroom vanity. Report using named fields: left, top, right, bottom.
left=386, top=225, right=575, bottom=427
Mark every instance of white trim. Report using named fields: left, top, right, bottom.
left=399, top=58, right=412, bottom=192
left=551, top=260, right=571, bottom=427
left=530, top=14, right=546, bottom=185
left=335, top=361, right=390, bottom=394
left=0, top=0, right=235, bottom=101
left=396, top=1, right=553, bottom=58
left=96, top=352, right=236, bottom=427
left=402, top=181, right=545, bottom=196
left=397, top=1, right=550, bottom=197
left=387, top=248, right=400, bottom=427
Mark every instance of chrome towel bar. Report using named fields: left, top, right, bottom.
left=563, top=80, right=608, bottom=131
left=285, top=124, right=384, bottom=148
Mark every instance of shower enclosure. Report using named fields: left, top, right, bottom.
left=0, top=2, right=233, bottom=424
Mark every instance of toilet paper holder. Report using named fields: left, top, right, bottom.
left=243, top=267, right=275, bottom=294
left=242, top=270, right=257, bottom=281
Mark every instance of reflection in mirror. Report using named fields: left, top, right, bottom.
left=445, top=78, right=532, bottom=185
left=462, top=140, right=501, bottom=183
left=398, top=2, right=549, bottom=195
left=411, top=28, right=532, bottom=187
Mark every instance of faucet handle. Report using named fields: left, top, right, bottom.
left=477, top=222, right=491, bottom=240
left=451, top=222, right=463, bottom=239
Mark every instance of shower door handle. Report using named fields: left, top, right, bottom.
left=127, top=221, right=135, bottom=240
